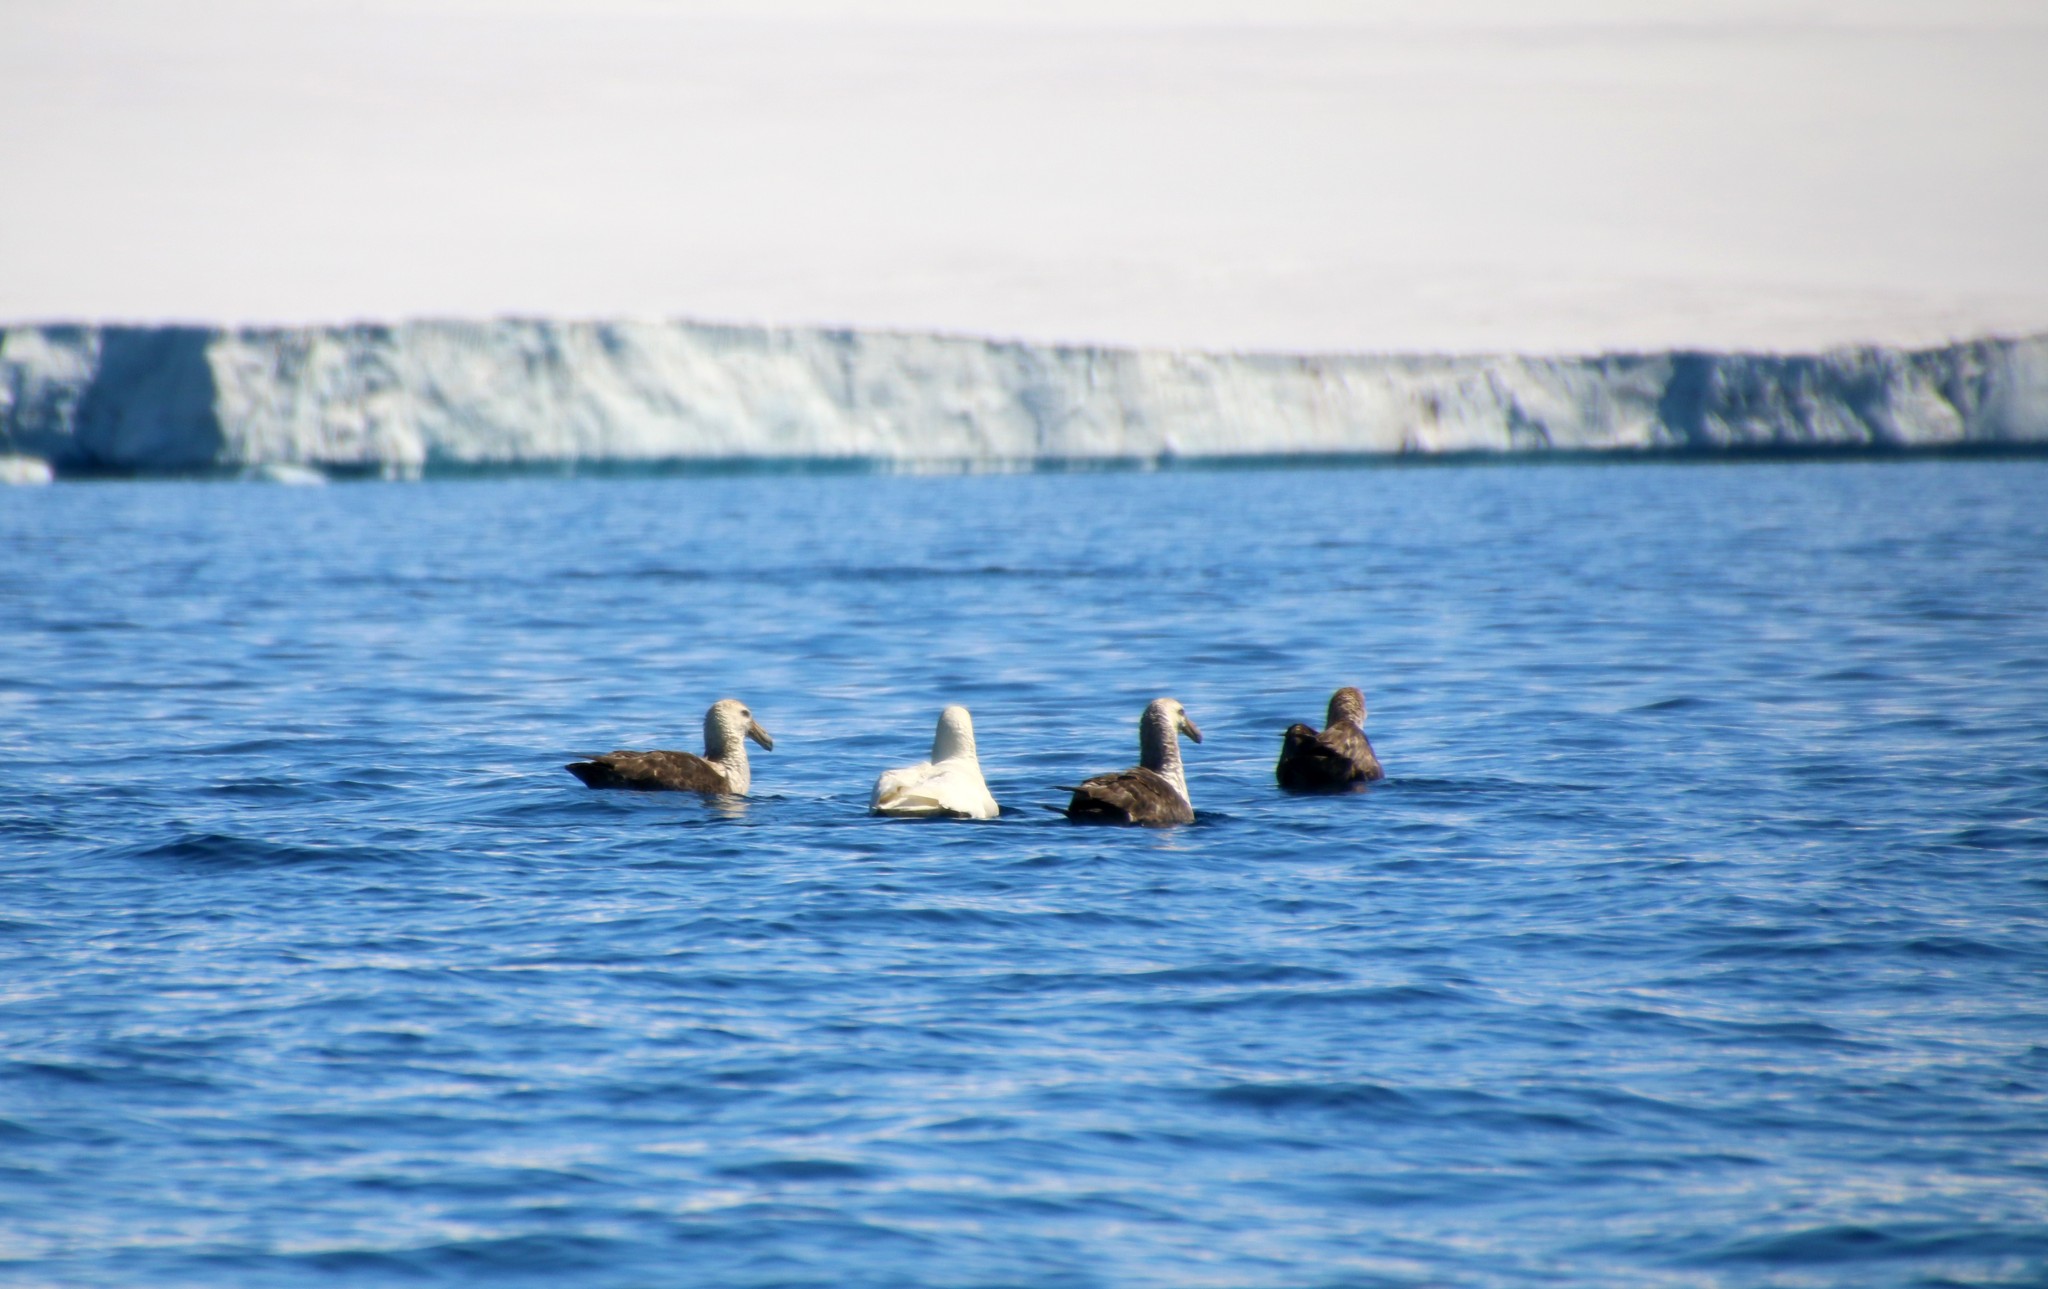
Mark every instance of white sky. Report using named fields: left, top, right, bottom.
left=3, top=0, right=2045, bottom=352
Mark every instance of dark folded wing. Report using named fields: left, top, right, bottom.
left=1277, top=721, right=1382, bottom=791
left=1275, top=723, right=1331, bottom=789
left=1065, top=766, right=1193, bottom=825
left=565, top=749, right=729, bottom=792
left=1319, top=721, right=1384, bottom=782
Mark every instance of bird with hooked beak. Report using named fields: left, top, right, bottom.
left=1059, top=697, right=1203, bottom=825
left=565, top=698, right=773, bottom=794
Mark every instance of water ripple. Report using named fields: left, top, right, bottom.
left=1, top=464, right=2045, bottom=1286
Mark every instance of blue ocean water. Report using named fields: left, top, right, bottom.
left=2, top=461, right=2046, bottom=1288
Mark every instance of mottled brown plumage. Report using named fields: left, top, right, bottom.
left=1275, top=686, right=1383, bottom=792
left=565, top=748, right=736, bottom=792
left=1064, top=765, right=1194, bottom=826
left=566, top=698, right=772, bottom=795
left=1061, top=698, right=1202, bottom=826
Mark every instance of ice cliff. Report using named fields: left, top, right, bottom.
left=3, top=321, right=2044, bottom=476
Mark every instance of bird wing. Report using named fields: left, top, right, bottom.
left=1065, top=766, right=1191, bottom=825
left=566, top=749, right=729, bottom=792
left=1318, top=722, right=1384, bottom=782
left=1276, top=720, right=1382, bottom=790
left=871, top=759, right=936, bottom=812
left=1277, top=723, right=1343, bottom=790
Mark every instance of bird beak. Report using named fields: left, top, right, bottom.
left=1180, top=714, right=1203, bottom=743
left=748, top=720, right=774, bottom=751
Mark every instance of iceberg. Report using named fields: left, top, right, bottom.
left=0, top=454, right=54, bottom=486
left=3, top=321, right=2044, bottom=476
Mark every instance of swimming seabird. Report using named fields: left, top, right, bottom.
left=565, top=698, right=772, bottom=794
left=1060, top=697, right=1203, bottom=825
left=1275, top=686, right=1383, bottom=791
left=870, top=705, right=1000, bottom=820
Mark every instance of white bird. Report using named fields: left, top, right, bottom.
left=870, top=706, right=1001, bottom=820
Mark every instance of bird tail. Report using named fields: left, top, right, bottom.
left=1043, top=786, right=1083, bottom=817
left=873, top=790, right=947, bottom=817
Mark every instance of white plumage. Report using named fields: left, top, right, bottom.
left=870, top=706, right=1000, bottom=820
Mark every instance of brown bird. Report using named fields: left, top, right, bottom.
left=1060, top=697, right=1203, bottom=825
left=566, top=698, right=773, bottom=794
left=1276, top=686, right=1383, bottom=792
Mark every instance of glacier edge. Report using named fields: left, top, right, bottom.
left=3, top=320, right=2045, bottom=475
